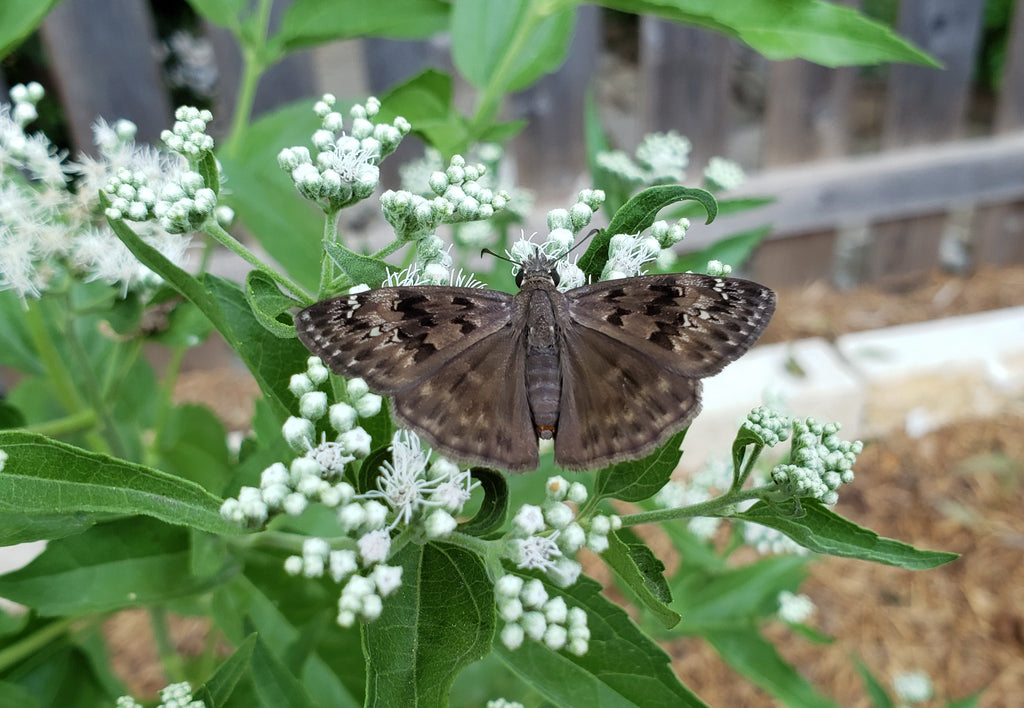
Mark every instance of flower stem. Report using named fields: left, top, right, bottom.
left=619, top=488, right=766, bottom=528
left=220, top=0, right=276, bottom=159
left=202, top=220, right=311, bottom=302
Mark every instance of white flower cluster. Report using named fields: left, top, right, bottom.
left=381, top=154, right=511, bottom=245
left=0, top=85, right=193, bottom=299
left=284, top=537, right=404, bottom=626
left=399, top=143, right=534, bottom=249
left=220, top=357, right=381, bottom=527
left=160, top=106, right=215, bottom=160
left=743, top=406, right=792, bottom=448
left=278, top=94, right=409, bottom=211
left=486, top=700, right=525, bottom=708
left=360, top=429, right=478, bottom=536
left=704, top=156, right=746, bottom=191
left=104, top=160, right=217, bottom=235
left=505, top=476, right=619, bottom=588
left=117, top=681, right=203, bottom=708
left=776, top=589, right=816, bottom=624
left=705, top=259, right=732, bottom=277
left=0, top=449, right=6, bottom=471
left=770, top=418, right=862, bottom=506
left=495, top=575, right=590, bottom=656
left=741, top=521, right=809, bottom=556
left=892, top=670, right=933, bottom=704
left=599, top=215, right=689, bottom=280
left=597, top=131, right=691, bottom=185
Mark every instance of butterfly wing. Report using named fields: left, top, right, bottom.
left=552, top=274, right=775, bottom=470
left=295, top=286, right=537, bottom=470
left=554, top=323, right=702, bottom=470
left=295, top=286, right=514, bottom=393
left=389, top=325, right=538, bottom=471
left=565, top=274, right=776, bottom=378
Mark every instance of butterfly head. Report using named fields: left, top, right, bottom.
left=514, top=252, right=560, bottom=289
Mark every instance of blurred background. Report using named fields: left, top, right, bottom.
left=3, top=0, right=1023, bottom=704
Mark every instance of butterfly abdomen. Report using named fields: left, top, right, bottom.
left=522, top=286, right=562, bottom=441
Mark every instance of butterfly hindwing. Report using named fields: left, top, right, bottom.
left=295, top=286, right=514, bottom=393
left=566, top=273, right=776, bottom=378
left=389, top=324, right=538, bottom=471
left=555, top=322, right=701, bottom=470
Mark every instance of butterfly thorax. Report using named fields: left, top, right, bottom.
left=515, top=255, right=566, bottom=441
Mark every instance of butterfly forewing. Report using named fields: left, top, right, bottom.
left=295, top=286, right=514, bottom=393
left=566, top=274, right=776, bottom=378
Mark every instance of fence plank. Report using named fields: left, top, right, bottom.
left=207, top=0, right=315, bottom=140
left=762, top=59, right=855, bottom=166
left=870, top=0, right=986, bottom=280
left=883, top=0, right=984, bottom=146
left=688, top=133, right=1024, bottom=249
left=748, top=230, right=836, bottom=288
left=638, top=19, right=733, bottom=171
left=509, top=6, right=601, bottom=191
left=973, top=1, right=1024, bottom=266
left=39, top=0, right=172, bottom=151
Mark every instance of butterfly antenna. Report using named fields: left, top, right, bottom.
left=566, top=228, right=600, bottom=257
left=481, top=248, right=520, bottom=266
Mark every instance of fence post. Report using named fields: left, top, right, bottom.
left=38, top=0, right=172, bottom=152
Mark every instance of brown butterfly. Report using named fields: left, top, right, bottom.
left=294, top=253, right=775, bottom=472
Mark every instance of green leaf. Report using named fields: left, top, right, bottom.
left=157, top=404, right=233, bottom=492
left=854, top=658, right=894, bottom=708
left=198, top=150, right=221, bottom=197
left=495, top=575, right=706, bottom=707
left=196, top=634, right=258, bottom=706
left=734, top=500, right=959, bottom=569
left=278, top=0, right=448, bottom=49
left=0, top=430, right=241, bottom=540
left=673, top=226, right=770, bottom=274
left=457, top=467, right=509, bottom=537
left=452, top=0, right=575, bottom=93
left=377, top=69, right=472, bottom=157
left=603, top=531, right=681, bottom=628
left=0, top=400, right=26, bottom=430
left=356, top=445, right=391, bottom=494
left=250, top=634, right=318, bottom=708
left=0, top=0, right=62, bottom=57
left=105, top=206, right=306, bottom=420
left=579, top=186, right=717, bottom=278
left=673, top=555, right=808, bottom=630
left=703, top=629, right=837, bottom=708
left=201, top=274, right=311, bottom=422
left=364, top=542, right=495, bottom=706
left=596, top=0, right=938, bottom=68
left=593, top=429, right=687, bottom=503
left=214, top=565, right=361, bottom=706
left=217, top=101, right=324, bottom=291
left=185, top=0, right=249, bottom=28
left=322, top=241, right=391, bottom=289
left=0, top=290, right=43, bottom=375
left=246, top=270, right=303, bottom=338
left=0, top=517, right=239, bottom=615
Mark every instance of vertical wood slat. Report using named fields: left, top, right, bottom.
left=761, top=59, right=856, bottom=166
left=638, top=19, right=733, bottom=172
left=761, top=0, right=860, bottom=167
left=869, top=0, right=986, bottom=281
left=207, top=0, right=315, bottom=141
left=748, top=230, right=837, bottom=288
left=38, top=0, right=172, bottom=152
left=974, top=0, right=1024, bottom=266
left=509, top=6, right=601, bottom=193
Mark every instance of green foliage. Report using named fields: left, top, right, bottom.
left=0, top=2, right=960, bottom=707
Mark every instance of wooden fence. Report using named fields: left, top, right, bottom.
left=6, top=0, right=1024, bottom=289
